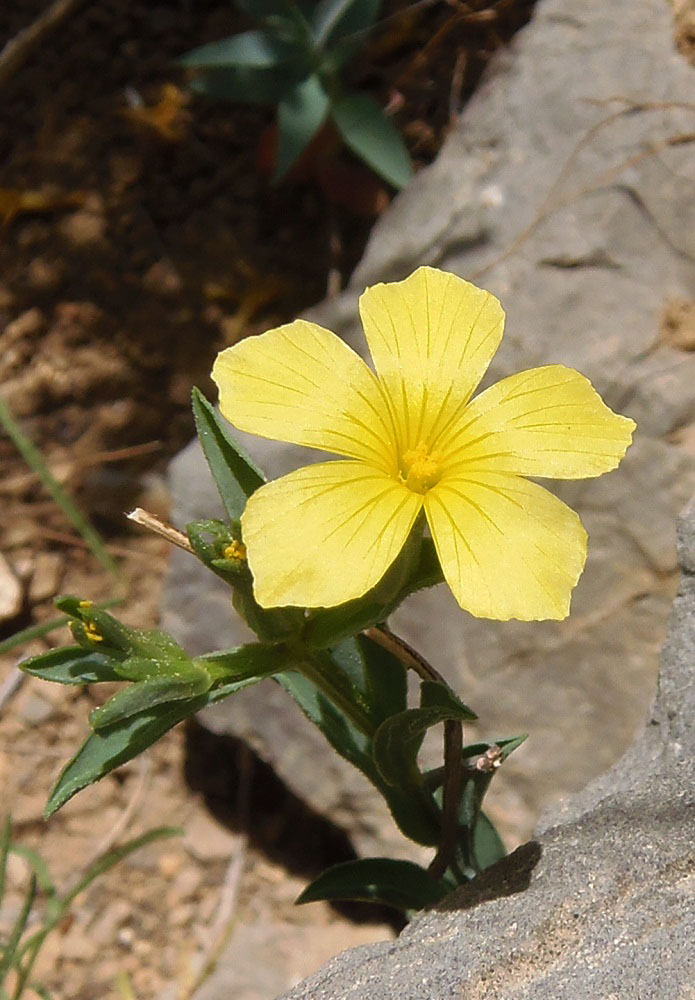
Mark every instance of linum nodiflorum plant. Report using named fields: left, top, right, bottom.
left=177, top=0, right=414, bottom=188
left=22, top=267, right=635, bottom=913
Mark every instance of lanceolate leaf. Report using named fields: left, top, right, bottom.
left=332, top=92, right=413, bottom=189
left=297, top=857, right=449, bottom=910
left=373, top=681, right=476, bottom=787
left=274, top=669, right=376, bottom=779
left=274, top=74, right=330, bottom=180
left=45, top=651, right=288, bottom=817
left=472, top=811, right=506, bottom=871
left=21, top=646, right=124, bottom=685
left=189, top=66, right=303, bottom=105
left=357, top=633, right=407, bottom=726
left=89, top=672, right=212, bottom=730
left=178, top=30, right=295, bottom=70
left=312, top=0, right=381, bottom=47
left=191, top=387, right=266, bottom=519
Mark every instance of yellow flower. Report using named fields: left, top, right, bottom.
left=212, top=267, right=635, bottom=620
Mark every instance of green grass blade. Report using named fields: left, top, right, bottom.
left=0, top=398, right=121, bottom=583
left=8, top=846, right=56, bottom=899
left=0, top=874, right=36, bottom=988
left=61, top=827, right=181, bottom=908
left=0, top=816, right=10, bottom=905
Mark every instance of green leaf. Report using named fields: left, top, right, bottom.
left=332, top=92, right=413, bottom=189
left=472, top=811, right=506, bottom=871
left=275, top=668, right=376, bottom=780
left=45, top=668, right=283, bottom=817
left=279, top=659, right=441, bottom=848
left=178, top=30, right=295, bottom=70
left=357, top=633, right=407, bottom=726
left=297, top=857, right=449, bottom=910
left=234, top=0, right=314, bottom=28
left=191, top=387, right=265, bottom=519
left=325, top=637, right=369, bottom=694
left=89, top=671, right=212, bottom=730
left=312, top=0, right=381, bottom=47
left=397, top=537, right=444, bottom=598
left=373, top=680, right=476, bottom=787
left=420, top=679, right=477, bottom=719
left=189, top=66, right=301, bottom=105
left=274, top=74, right=330, bottom=180
left=20, top=646, right=124, bottom=685
left=200, top=642, right=292, bottom=683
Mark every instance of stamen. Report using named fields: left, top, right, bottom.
left=399, top=441, right=443, bottom=494
left=83, top=620, right=103, bottom=642
left=223, top=540, right=247, bottom=562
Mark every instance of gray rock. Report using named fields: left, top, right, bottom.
left=164, top=0, right=695, bottom=858
left=277, top=498, right=695, bottom=1000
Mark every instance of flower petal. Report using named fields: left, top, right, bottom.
left=440, top=365, right=635, bottom=479
left=242, top=462, right=422, bottom=608
left=359, top=266, right=505, bottom=451
left=424, top=472, right=587, bottom=620
left=212, top=321, right=396, bottom=472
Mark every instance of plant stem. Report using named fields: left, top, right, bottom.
left=366, top=624, right=465, bottom=880
left=428, top=719, right=463, bottom=879
left=364, top=624, right=449, bottom=687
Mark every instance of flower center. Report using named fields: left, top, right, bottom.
left=399, top=441, right=442, bottom=494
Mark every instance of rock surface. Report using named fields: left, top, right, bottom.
left=278, top=496, right=695, bottom=1000
left=165, top=0, right=695, bottom=861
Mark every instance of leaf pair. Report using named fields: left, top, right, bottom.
left=21, top=613, right=291, bottom=817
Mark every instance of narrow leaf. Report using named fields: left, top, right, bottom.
left=274, top=669, right=376, bottom=780
left=297, top=857, right=449, bottom=910
left=274, top=75, right=330, bottom=180
left=89, top=674, right=212, bottom=730
left=0, top=397, right=120, bottom=582
left=178, top=30, right=294, bottom=70
left=191, top=387, right=265, bottom=519
left=420, top=679, right=477, bottom=719
left=472, top=811, right=506, bottom=871
left=189, top=66, right=302, bottom=105
left=373, top=683, right=476, bottom=787
left=20, top=646, right=124, bottom=685
left=45, top=674, right=274, bottom=816
left=332, top=92, right=413, bottom=189
left=312, top=0, right=381, bottom=47
left=357, top=633, right=407, bottom=725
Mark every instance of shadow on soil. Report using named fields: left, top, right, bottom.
left=183, top=718, right=406, bottom=930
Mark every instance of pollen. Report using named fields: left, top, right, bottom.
left=78, top=600, right=93, bottom=610
left=83, top=620, right=103, bottom=642
left=223, top=540, right=247, bottom=562
left=400, top=441, right=443, bottom=494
